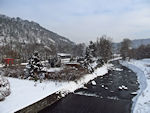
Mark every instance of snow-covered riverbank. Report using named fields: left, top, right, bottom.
left=0, top=64, right=109, bottom=113
left=121, top=59, right=150, bottom=113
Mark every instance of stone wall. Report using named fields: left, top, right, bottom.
left=15, top=92, right=62, bottom=113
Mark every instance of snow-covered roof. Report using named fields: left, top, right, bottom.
left=57, top=53, right=71, bottom=57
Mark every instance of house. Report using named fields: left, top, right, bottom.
left=3, top=58, right=14, bottom=66
left=57, top=53, right=71, bottom=64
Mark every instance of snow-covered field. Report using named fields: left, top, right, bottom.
left=121, top=59, right=150, bottom=113
left=0, top=64, right=109, bottom=113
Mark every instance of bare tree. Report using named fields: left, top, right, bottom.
left=96, top=35, right=112, bottom=62
left=72, top=43, right=86, bottom=57
left=120, top=38, right=132, bottom=60
left=134, top=44, right=150, bottom=59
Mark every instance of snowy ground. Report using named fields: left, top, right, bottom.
left=0, top=64, right=109, bottom=113
left=121, top=59, right=150, bottom=113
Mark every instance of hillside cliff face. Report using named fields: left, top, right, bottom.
left=0, top=14, right=75, bottom=61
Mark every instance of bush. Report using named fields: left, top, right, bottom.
left=0, top=75, right=11, bottom=101
left=45, top=66, right=88, bottom=81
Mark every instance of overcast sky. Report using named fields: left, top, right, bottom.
left=0, top=0, right=150, bottom=43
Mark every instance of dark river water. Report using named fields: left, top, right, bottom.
left=39, top=61, right=139, bottom=113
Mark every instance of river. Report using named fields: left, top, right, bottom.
left=39, top=61, right=139, bottom=113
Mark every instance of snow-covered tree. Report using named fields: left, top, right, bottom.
left=80, top=41, right=97, bottom=73
left=0, top=75, right=10, bottom=101
left=89, top=41, right=96, bottom=57
left=25, top=51, right=44, bottom=81
left=85, top=47, right=92, bottom=63
left=84, top=41, right=96, bottom=62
